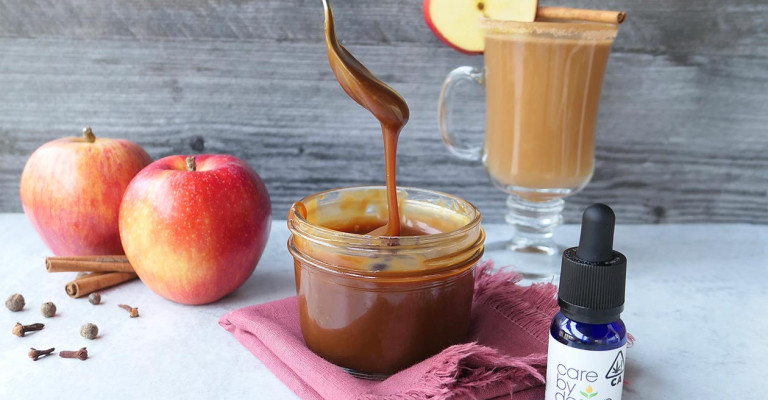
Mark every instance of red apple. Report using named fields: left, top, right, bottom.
left=119, top=154, right=271, bottom=305
left=424, top=0, right=538, bottom=54
left=20, top=127, right=152, bottom=256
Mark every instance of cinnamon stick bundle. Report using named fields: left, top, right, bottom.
left=46, top=255, right=134, bottom=273
left=65, top=272, right=138, bottom=298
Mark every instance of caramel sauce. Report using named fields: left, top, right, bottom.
left=296, top=268, right=474, bottom=375
left=322, top=0, right=409, bottom=236
left=324, top=220, right=434, bottom=236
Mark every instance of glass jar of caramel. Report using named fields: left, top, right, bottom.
left=287, top=186, right=485, bottom=378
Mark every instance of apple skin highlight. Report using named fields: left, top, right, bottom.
left=119, top=154, right=272, bottom=305
left=20, top=136, right=152, bottom=256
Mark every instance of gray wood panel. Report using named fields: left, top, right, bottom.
left=1, top=0, right=767, bottom=224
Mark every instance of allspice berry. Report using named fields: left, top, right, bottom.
left=80, top=323, right=98, bottom=340
left=88, top=293, right=101, bottom=305
left=40, top=302, right=57, bottom=318
left=5, top=294, right=25, bottom=312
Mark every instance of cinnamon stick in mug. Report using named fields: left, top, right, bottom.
left=46, top=255, right=134, bottom=273
left=65, top=272, right=138, bottom=298
left=536, top=7, right=626, bottom=24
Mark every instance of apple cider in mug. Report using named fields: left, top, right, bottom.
left=483, top=26, right=613, bottom=197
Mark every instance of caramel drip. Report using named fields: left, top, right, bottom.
left=322, top=0, right=410, bottom=236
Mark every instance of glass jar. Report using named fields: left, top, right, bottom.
left=287, top=186, right=485, bottom=378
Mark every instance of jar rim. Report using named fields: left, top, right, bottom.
left=288, top=185, right=483, bottom=248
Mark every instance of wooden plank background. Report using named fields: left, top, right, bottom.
left=1, top=0, right=767, bottom=224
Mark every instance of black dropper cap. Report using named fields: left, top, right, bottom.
left=558, top=204, right=627, bottom=324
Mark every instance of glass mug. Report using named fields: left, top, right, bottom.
left=439, top=18, right=618, bottom=263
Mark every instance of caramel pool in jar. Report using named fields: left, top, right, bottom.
left=287, top=186, right=484, bottom=378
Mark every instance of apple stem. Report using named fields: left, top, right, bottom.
left=186, top=156, right=197, bottom=172
left=82, top=127, right=96, bottom=143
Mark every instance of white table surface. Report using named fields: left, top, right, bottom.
left=1, top=213, right=766, bottom=399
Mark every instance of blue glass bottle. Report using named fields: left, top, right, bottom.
left=550, top=311, right=626, bottom=351
left=545, top=204, right=628, bottom=400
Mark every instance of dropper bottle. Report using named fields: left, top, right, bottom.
left=545, top=203, right=628, bottom=400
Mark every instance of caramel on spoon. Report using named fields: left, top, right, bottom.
left=322, top=0, right=410, bottom=237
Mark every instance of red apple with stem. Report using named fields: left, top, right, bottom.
left=20, top=127, right=152, bottom=256
left=119, top=154, right=272, bottom=305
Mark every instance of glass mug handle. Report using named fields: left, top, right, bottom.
left=438, top=66, right=485, bottom=161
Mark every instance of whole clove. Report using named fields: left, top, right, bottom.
left=118, top=304, right=139, bottom=318
left=59, top=347, right=88, bottom=361
left=29, top=347, right=55, bottom=361
left=12, top=322, right=44, bottom=337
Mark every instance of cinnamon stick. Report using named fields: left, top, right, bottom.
left=65, top=272, right=138, bottom=298
left=536, top=6, right=626, bottom=25
left=46, top=255, right=134, bottom=273
left=76, top=271, right=109, bottom=280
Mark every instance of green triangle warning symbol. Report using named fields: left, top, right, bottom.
left=606, top=351, right=625, bottom=379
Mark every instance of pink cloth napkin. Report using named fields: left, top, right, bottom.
left=219, top=261, right=559, bottom=400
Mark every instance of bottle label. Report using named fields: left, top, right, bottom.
left=545, top=333, right=627, bottom=400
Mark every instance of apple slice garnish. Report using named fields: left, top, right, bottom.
left=424, top=0, right=538, bottom=54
